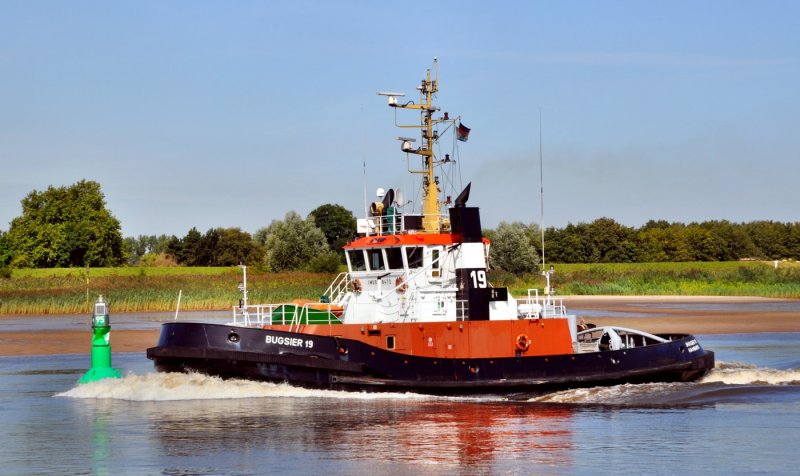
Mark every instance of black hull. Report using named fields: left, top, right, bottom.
left=146, top=322, right=715, bottom=395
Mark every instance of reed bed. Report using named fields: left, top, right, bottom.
left=0, top=268, right=335, bottom=315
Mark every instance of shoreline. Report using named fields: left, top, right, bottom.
left=1, top=296, right=798, bottom=356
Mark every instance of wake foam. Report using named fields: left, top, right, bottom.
left=529, top=362, right=799, bottom=405
left=56, top=362, right=799, bottom=404
left=701, top=363, right=800, bottom=385
left=528, top=382, right=684, bottom=405
left=715, top=361, right=757, bottom=370
left=56, top=372, right=435, bottom=402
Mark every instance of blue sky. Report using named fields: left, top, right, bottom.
left=1, top=1, right=798, bottom=237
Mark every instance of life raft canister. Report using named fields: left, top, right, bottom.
left=515, top=333, right=531, bottom=352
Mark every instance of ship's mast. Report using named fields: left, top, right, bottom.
left=409, top=60, right=439, bottom=232
left=379, top=58, right=442, bottom=233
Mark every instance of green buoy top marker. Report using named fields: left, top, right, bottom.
left=78, top=295, right=121, bottom=384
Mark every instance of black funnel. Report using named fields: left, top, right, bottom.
left=454, top=183, right=471, bottom=207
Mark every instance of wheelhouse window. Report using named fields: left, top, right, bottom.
left=347, top=249, right=366, bottom=271
left=386, top=248, right=404, bottom=270
left=406, top=247, right=423, bottom=269
left=431, top=248, right=441, bottom=277
left=367, top=249, right=385, bottom=271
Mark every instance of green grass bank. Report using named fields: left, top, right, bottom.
left=1, top=261, right=798, bottom=316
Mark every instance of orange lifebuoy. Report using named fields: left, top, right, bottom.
left=351, top=278, right=363, bottom=293
left=515, top=334, right=530, bottom=352
left=395, top=276, right=408, bottom=293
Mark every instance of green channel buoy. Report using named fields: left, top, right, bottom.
left=78, top=295, right=121, bottom=384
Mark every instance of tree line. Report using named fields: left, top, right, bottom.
left=152, top=206, right=352, bottom=272
left=550, top=217, right=799, bottom=263
left=0, top=181, right=358, bottom=273
left=485, top=218, right=800, bottom=274
left=1, top=180, right=798, bottom=275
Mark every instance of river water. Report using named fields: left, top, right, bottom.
left=1, top=328, right=798, bottom=474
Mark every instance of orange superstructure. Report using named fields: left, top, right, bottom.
left=266, top=319, right=575, bottom=360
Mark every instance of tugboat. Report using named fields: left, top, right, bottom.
left=147, top=59, right=714, bottom=394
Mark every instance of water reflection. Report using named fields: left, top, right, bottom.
left=144, top=398, right=575, bottom=471
left=91, top=406, right=112, bottom=476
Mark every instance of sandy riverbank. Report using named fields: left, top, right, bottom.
left=566, top=295, right=800, bottom=335
left=1, top=296, right=798, bottom=356
left=0, top=329, right=158, bottom=356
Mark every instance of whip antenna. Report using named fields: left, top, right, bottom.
left=539, top=107, right=545, bottom=271
left=361, top=112, right=368, bottom=218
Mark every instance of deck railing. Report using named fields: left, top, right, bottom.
left=231, top=301, right=343, bottom=330
left=359, top=212, right=451, bottom=236
left=517, top=289, right=568, bottom=319
left=322, top=272, right=351, bottom=304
